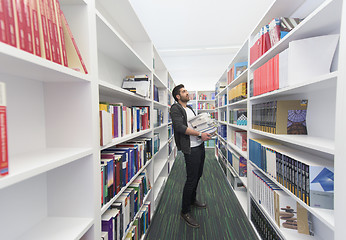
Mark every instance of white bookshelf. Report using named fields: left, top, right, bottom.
left=214, top=0, right=344, bottom=239
left=0, top=0, right=177, bottom=239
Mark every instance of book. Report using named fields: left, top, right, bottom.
left=30, top=0, right=41, bottom=56
left=54, top=0, right=67, bottom=66
left=234, top=61, right=248, bottom=79
left=13, top=0, right=27, bottom=51
left=252, top=100, right=308, bottom=134
left=0, top=82, right=8, bottom=177
left=36, top=0, right=51, bottom=60
left=61, top=9, right=88, bottom=73
left=3, top=0, right=16, bottom=47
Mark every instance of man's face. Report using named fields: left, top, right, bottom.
left=178, top=88, right=190, bottom=103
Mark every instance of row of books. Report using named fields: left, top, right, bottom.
left=215, top=80, right=226, bottom=94
left=101, top=139, right=153, bottom=205
left=227, top=62, right=248, bottom=85
left=250, top=17, right=301, bottom=65
left=210, top=112, right=216, bottom=119
left=168, top=124, right=173, bottom=139
left=218, top=93, right=227, bottom=107
left=249, top=138, right=334, bottom=209
left=250, top=198, right=282, bottom=240
left=124, top=202, right=151, bottom=240
left=153, top=85, right=165, bottom=103
left=230, top=129, right=247, bottom=152
left=218, top=124, right=227, bottom=139
left=218, top=139, right=227, bottom=160
left=253, top=34, right=339, bottom=98
left=153, top=133, right=160, bottom=154
left=99, top=102, right=150, bottom=146
left=0, top=0, right=87, bottom=73
left=153, top=108, right=164, bottom=128
left=189, top=92, right=196, bottom=101
left=251, top=169, right=314, bottom=236
left=228, top=149, right=247, bottom=177
left=102, top=191, right=151, bottom=240
left=198, top=93, right=215, bottom=100
left=228, top=82, right=247, bottom=104
left=122, top=75, right=150, bottom=98
left=197, top=102, right=215, bottom=110
left=220, top=110, right=226, bottom=122
left=229, top=108, right=247, bottom=126
left=253, top=49, right=287, bottom=97
left=0, top=82, right=8, bottom=177
left=252, top=100, right=308, bottom=135
left=168, top=139, right=173, bottom=156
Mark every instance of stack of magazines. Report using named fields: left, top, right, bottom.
left=188, top=113, right=218, bottom=137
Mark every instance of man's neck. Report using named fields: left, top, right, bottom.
left=178, top=100, right=187, bottom=108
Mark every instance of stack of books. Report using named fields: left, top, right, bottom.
left=188, top=112, right=218, bottom=137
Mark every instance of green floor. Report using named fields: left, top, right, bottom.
left=145, top=149, right=259, bottom=240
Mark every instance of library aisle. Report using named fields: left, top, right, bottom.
left=145, top=149, right=258, bottom=240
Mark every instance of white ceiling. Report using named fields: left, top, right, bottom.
left=129, top=0, right=274, bottom=91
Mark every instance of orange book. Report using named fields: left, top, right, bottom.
left=36, top=0, right=50, bottom=60
left=61, top=10, right=88, bottom=73
left=53, top=0, right=67, bottom=66
left=30, top=0, right=40, bottom=56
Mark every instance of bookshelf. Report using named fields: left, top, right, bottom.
left=0, top=0, right=176, bottom=240
left=214, top=0, right=344, bottom=239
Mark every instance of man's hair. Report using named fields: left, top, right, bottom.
left=172, top=84, right=185, bottom=102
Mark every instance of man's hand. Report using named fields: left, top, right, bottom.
left=201, top=132, right=211, bottom=141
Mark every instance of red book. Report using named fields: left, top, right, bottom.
left=14, top=0, right=26, bottom=51
left=37, top=0, right=50, bottom=60
left=49, top=0, right=60, bottom=64
left=0, top=82, right=8, bottom=177
left=274, top=54, right=280, bottom=90
left=61, top=10, right=88, bottom=73
left=262, top=25, right=271, bottom=56
left=44, top=0, right=57, bottom=62
left=54, top=0, right=67, bottom=66
left=30, top=0, right=40, bottom=56
left=115, top=158, right=121, bottom=194
left=3, top=0, right=16, bottom=47
left=23, top=0, right=33, bottom=53
left=0, top=0, right=7, bottom=44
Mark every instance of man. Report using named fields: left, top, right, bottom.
left=170, top=84, right=211, bottom=228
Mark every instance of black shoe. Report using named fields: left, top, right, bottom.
left=180, top=212, right=200, bottom=228
left=192, top=199, right=207, bottom=208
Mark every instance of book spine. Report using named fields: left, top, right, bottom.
left=30, top=0, right=40, bottom=56
left=3, top=0, right=16, bottom=46
left=49, top=0, right=60, bottom=64
left=54, top=0, right=67, bottom=66
left=37, top=0, right=50, bottom=60
left=44, top=0, right=57, bottom=62
left=0, top=105, right=8, bottom=176
left=23, top=0, right=33, bottom=53
left=14, top=0, right=26, bottom=51
left=0, top=0, right=7, bottom=44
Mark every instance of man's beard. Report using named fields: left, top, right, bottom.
left=181, top=95, right=190, bottom=103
